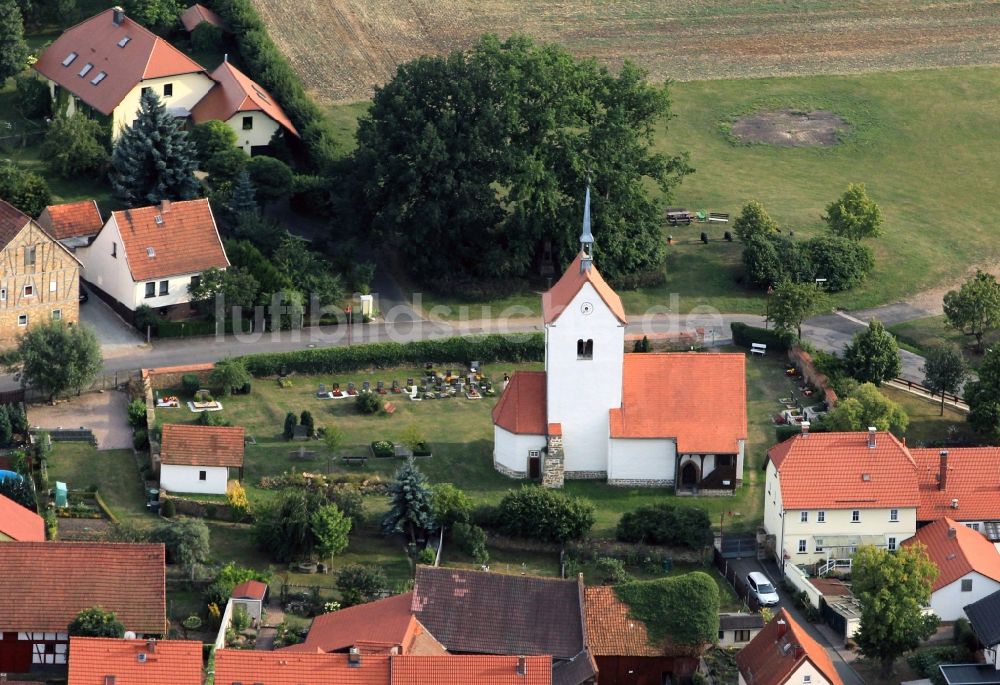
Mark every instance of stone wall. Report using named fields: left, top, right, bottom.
left=494, top=460, right=527, bottom=480
left=565, top=470, right=607, bottom=480
left=542, top=433, right=564, bottom=488
left=787, top=346, right=838, bottom=407
left=607, top=478, right=674, bottom=488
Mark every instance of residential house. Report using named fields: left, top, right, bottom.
left=584, top=585, right=696, bottom=685
left=76, top=199, right=229, bottom=320
left=719, top=613, right=765, bottom=648
left=180, top=3, right=228, bottom=33
left=0, top=200, right=81, bottom=347
left=915, top=447, right=1000, bottom=538
left=67, top=637, right=202, bottom=685
left=230, top=580, right=269, bottom=624
left=192, top=60, right=300, bottom=154
left=33, top=7, right=213, bottom=138
left=158, top=424, right=244, bottom=495
left=493, top=188, right=747, bottom=489
left=0, top=542, right=166, bottom=673
left=736, top=610, right=843, bottom=685
left=964, top=588, right=1000, bottom=669
left=36, top=201, right=103, bottom=250
left=411, top=566, right=597, bottom=684
left=903, top=517, right=1000, bottom=621
left=764, top=429, right=920, bottom=571
left=0, top=493, right=45, bottom=541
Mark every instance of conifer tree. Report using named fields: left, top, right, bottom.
left=109, top=90, right=199, bottom=206
left=382, top=458, right=436, bottom=545
left=0, top=0, right=28, bottom=85
left=229, top=170, right=258, bottom=215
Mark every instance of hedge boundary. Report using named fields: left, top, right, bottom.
left=236, top=333, right=544, bottom=377
left=730, top=322, right=793, bottom=352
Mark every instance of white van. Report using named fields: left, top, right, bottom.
left=746, top=571, right=780, bottom=606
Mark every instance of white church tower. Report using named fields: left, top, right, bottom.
left=543, top=185, right=626, bottom=477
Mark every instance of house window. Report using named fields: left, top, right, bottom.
left=23, top=285, right=33, bottom=297
left=800, top=511, right=808, bottom=523
left=735, top=630, right=751, bottom=642
left=815, top=539, right=824, bottom=553
left=24, top=245, right=35, bottom=267
left=852, top=510, right=860, bottom=523
left=798, top=539, right=807, bottom=553
left=242, top=115, right=253, bottom=130
left=968, top=522, right=981, bottom=531
left=199, top=470, right=207, bottom=481
left=159, top=280, right=169, bottom=296
left=890, top=508, right=899, bottom=522
left=1, top=288, right=7, bottom=301
left=145, top=282, right=156, bottom=298
left=962, top=578, right=973, bottom=592
left=718, top=630, right=724, bottom=640
left=804, top=677, right=812, bottom=684
left=163, top=83, right=173, bottom=97
left=17, top=314, right=27, bottom=326
left=717, top=454, right=732, bottom=467
left=112, top=242, right=117, bottom=258
left=888, top=537, right=897, bottom=551
left=190, top=275, right=201, bottom=290
left=817, top=510, right=826, bottom=523
left=576, top=339, right=593, bottom=360
left=52, top=309, right=61, bottom=320
left=49, top=280, right=56, bottom=293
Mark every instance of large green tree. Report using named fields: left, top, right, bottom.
left=147, top=518, right=210, bottom=573
left=943, top=270, right=1000, bottom=353
left=853, top=544, right=938, bottom=678
left=382, top=458, right=436, bottom=545
left=68, top=607, right=125, bottom=638
left=966, top=347, right=1000, bottom=435
left=125, top=0, right=182, bottom=32
left=922, top=345, right=967, bottom=416
left=17, top=320, right=102, bottom=401
left=109, top=90, right=199, bottom=206
left=252, top=489, right=352, bottom=563
left=823, top=382, right=909, bottom=435
left=0, top=0, right=28, bottom=85
left=768, top=280, right=823, bottom=341
left=0, top=161, right=50, bottom=217
left=823, top=183, right=883, bottom=240
left=844, top=319, right=901, bottom=386
left=188, top=266, right=260, bottom=318
left=42, top=114, right=109, bottom=178
left=805, top=234, right=874, bottom=292
left=733, top=200, right=779, bottom=243
left=354, top=34, right=690, bottom=286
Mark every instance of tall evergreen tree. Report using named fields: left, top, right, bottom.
left=382, top=458, right=436, bottom=545
left=109, top=90, right=199, bottom=206
left=0, top=0, right=28, bottom=85
left=229, top=171, right=258, bottom=215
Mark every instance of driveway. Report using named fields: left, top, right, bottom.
left=78, top=284, right=146, bottom=358
left=28, top=390, right=133, bottom=450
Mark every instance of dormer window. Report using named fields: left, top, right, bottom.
left=576, top=339, right=593, bottom=360
left=90, top=72, right=107, bottom=85
left=117, top=36, right=131, bottom=47
left=62, top=52, right=78, bottom=66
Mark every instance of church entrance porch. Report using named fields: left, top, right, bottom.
left=679, top=462, right=700, bottom=491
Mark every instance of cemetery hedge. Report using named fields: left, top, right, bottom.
left=730, top=322, right=793, bottom=352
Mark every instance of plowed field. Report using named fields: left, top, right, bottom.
left=251, top=0, right=1000, bottom=103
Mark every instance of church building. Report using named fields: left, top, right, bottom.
left=492, top=189, right=748, bottom=490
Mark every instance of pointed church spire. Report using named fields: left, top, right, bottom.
left=580, top=183, right=594, bottom=273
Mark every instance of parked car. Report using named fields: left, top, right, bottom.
left=746, top=571, right=780, bottom=606
left=79, top=283, right=88, bottom=304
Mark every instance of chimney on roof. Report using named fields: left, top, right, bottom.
left=517, top=656, right=527, bottom=676
left=776, top=619, right=788, bottom=640
left=939, top=450, right=949, bottom=491
left=952, top=498, right=959, bottom=509
left=112, top=6, right=124, bottom=25
left=104, top=677, right=116, bottom=685
left=948, top=526, right=957, bottom=538
left=224, top=53, right=229, bottom=63
left=146, top=639, right=156, bottom=653
left=348, top=647, right=361, bottom=668
left=160, top=199, right=171, bottom=214
left=801, top=421, right=810, bottom=437
left=867, top=427, right=877, bottom=449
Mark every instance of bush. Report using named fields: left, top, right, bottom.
left=328, top=485, right=364, bottom=525
left=471, top=504, right=501, bottom=529
left=290, top=174, right=331, bottom=216
left=16, top=75, right=51, bottom=119
left=954, top=618, right=979, bottom=654
left=0, top=162, right=50, bottom=217
left=496, top=486, right=594, bottom=544
left=907, top=646, right=968, bottom=685
left=730, top=322, right=794, bottom=352
left=247, top=155, right=293, bottom=205
left=803, top=234, right=875, bottom=292
left=204, top=147, right=249, bottom=182
left=452, top=522, right=488, bottom=565
left=370, top=440, right=394, bottom=458
left=616, top=502, right=713, bottom=549
left=335, top=564, right=387, bottom=607
left=211, top=359, right=251, bottom=397
left=127, top=399, right=147, bottom=429
left=161, top=498, right=176, bottom=518
left=417, top=547, right=435, bottom=565
left=132, top=429, right=149, bottom=452
left=595, top=557, right=631, bottom=584
left=190, top=21, right=224, bottom=53
left=283, top=411, right=297, bottom=440
left=197, top=411, right=230, bottom=427
left=42, top=114, right=109, bottom=178
left=356, top=392, right=380, bottom=415
left=181, top=374, right=201, bottom=397
left=300, top=410, right=315, bottom=436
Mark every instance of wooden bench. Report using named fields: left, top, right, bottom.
left=666, top=209, right=693, bottom=226
left=751, top=343, right=767, bottom=357
left=342, top=455, right=368, bottom=466
left=708, top=212, right=730, bottom=223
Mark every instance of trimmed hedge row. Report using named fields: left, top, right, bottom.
left=731, top=322, right=793, bottom=352
left=237, top=333, right=544, bottom=377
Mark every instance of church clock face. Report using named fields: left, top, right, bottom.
left=580, top=302, right=594, bottom=316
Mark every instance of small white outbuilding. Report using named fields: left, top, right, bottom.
left=159, top=424, right=245, bottom=496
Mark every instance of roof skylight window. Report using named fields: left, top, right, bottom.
left=90, top=72, right=107, bottom=85
left=146, top=247, right=155, bottom=257
left=78, top=63, right=93, bottom=77
left=62, top=52, right=78, bottom=66
left=117, top=36, right=131, bottom=47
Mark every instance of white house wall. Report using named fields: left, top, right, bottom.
left=764, top=460, right=784, bottom=563
left=112, top=73, right=214, bottom=138
left=130, top=272, right=203, bottom=309
left=781, top=506, right=916, bottom=566
left=160, top=463, right=228, bottom=495
left=75, top=217, right=135, bottom=308
left=545, top=281, right=624, bottom=476
left=931, top=572, right=1000, bottom=622
left=227, top=111, right=280, bottom=154
left=607, top=438, right=675, bottom=485
left=493, top=426, right=546, bottom=478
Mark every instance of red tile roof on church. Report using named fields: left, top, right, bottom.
left=904, top=517, right=1000, bottom=591
left=34, top=8, right=205, bottom=116
left=542, top=254, right=627, bottom=325
left=767, top=431, right=919, bottom=510
left=67, top=637, right=203, bottom=685
left=0, top=493, right=45, bottom=541
left=913, top=447, right=1000, bottom=522
left=491, top=371, right=547, bottom=435
left=609, top=353, right=747, bottom=453
left=736, top=610, right=843, bottom=685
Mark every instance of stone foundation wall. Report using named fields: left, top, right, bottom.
left=565, top=470, right=607, bottom=480
left=542, top=433, right=564, bottom=488
left=676, top=488, right=736, bottom=497
left=494, top=460, right=527, bottom=480
left=607, top=478, right=674, bottom=487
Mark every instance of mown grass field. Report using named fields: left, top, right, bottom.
left=889, top=315, right=998, bottom=371
left=252, top=0, right=1000, bottom=104
left=330, top=65, right=1000, bottom=318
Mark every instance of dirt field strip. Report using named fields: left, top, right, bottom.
left=251, top=0, right=1000, bottom=103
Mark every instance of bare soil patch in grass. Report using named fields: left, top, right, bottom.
left=729, top=109, right=850, bottom=147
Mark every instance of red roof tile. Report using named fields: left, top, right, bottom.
left=914, top=447, right=1000, bottom=522
left=904, top=518, right=1000, bottom=591
left=391, top=655, right=552, bottom=685
left=297, top=593, right=426, bottom=654
left=231, top=579, right=268, bottom=600
left=609, top=353, right=747, bottom=452
left=214, top=650, right=390, bottom=685
left=111, top=199, right=229, bottom=281
left=180, top=3, right=227, bottom=32
left=584, top=586, right=660, bottom=657
left=0, top=493, right=45, bottom=541
left=37, top=201, right=103, bottom=241
left=767, top=431, right=919, bottom=510
left=67, top=637, right=202, bottom=685
left=34, top=9, right=205, bottom=116
left=160, top=424, right=244, bottom=468
left=736, top=610, right=843, bottom=685
left=192, top=61, right=299, bottom=136
left=492, top=371, right=547, bottom=435
left=542, top=254, right=626, bottom=325
left=0, top=199, right=30, bottom=249
left=0, top=542, right=166, bottom=633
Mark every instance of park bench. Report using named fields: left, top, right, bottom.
left=666, top=208, right=693, bottom=226
left=708, top=212, right=730, bottom=223
left=751, top=343, right=767, bottom=357
left=342, top=455, right=368, bottom=466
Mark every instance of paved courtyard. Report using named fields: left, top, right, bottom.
left=28, top=390, right=133, bottom=450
